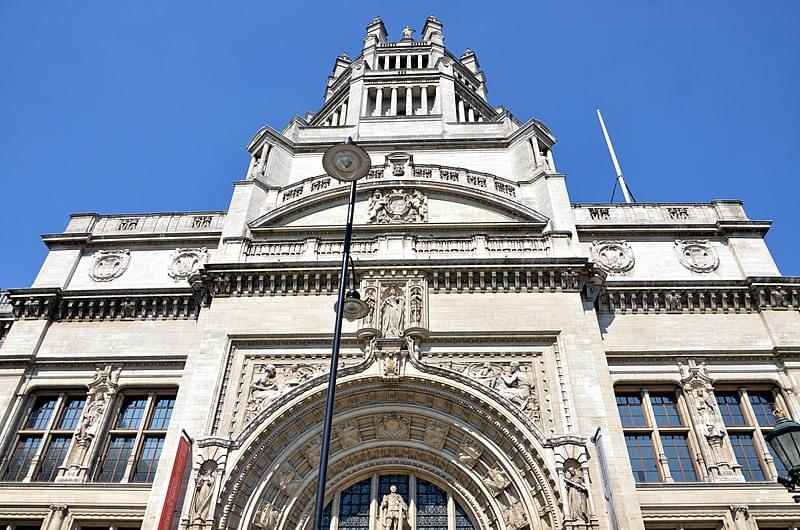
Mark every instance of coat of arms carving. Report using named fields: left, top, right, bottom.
left=168, top=247, right=208, bottom=280
left=368, top=189, right=428, bottom=224
left=590, top=240, right=634, bottom=273
left=675, top=240, right=719, bottom=273
left=89, top=249, right=131, bottom=282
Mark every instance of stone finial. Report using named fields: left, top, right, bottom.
left=401, top=25, right=415, bottom=40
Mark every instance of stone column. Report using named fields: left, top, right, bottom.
left=390, top=87, right=398, bottom=116
left=467, top=107, right=475, bottom=122
left=384, top=55, right=390, bottom=70
left=432, top=85, right=440, bottom=114
left=420, top=86, right=428, bottom=115
left=407, top=54, right=412, bottom=69
left=361, top=88, right=370, bottom=116
left=405, top=87, right=413, bottom=116
left=457, top=98, right=466, bottom=122
left=374, top=88, right=383, bottom=116
left=339, top=101, right=347, bottom=125
left=46, top=505, right=68, bottom=530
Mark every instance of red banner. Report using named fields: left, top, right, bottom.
left=157, top=434, right=192, bottom=530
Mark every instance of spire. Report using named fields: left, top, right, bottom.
left=421, top=15, right=444, bottom=44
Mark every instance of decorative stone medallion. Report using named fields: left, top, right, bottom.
left=168, top=247, right=208, bottom=281
left=590, top=240, right=634, bottom=273
left=89, top=249, right=131, bottom=282
left=675, top=240, right=719, bottom=272
left=367, top=189, right=428, bottom=224
left=375, top=413, right=410, bottom=440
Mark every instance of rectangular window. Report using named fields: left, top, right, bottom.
left=624, top=434, right=659, bottom=482
left=661, top=434, right=697, bottom=482
left=98, top=435, right=135, bottom=482
left=616, top=394, right=647, bottom=427
left=748, top=392, right=777, bottom=427
left=729, top=433, right=765, bottom=481
left=715, top=392, right=746, bottom=426
left=35, top=435, right=71, bottom=481
left=57, top=398, right=85, bottom=430
left=650, top=393, right=683, bottom=427
left=26, top=397, right=57, bottom=429
left=132, top=436, right=165, bottom=483
left=3, top=436, right=41, bottom=481
left=117, top=397, right=148, bottom=429
left=148, top=397, right=175, bottom=430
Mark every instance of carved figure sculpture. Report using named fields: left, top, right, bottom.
left=665, top=290, right=682, bottom=311
left=482, top=466, right=510, bottom=496
left=423, top=420, right=447, bottom=449
left=335, top=420, right=362, bottom=449
left=190, top=459, right=217, bottom=521
left=368, top=189, right=428, bottom=224
left=381, top=288, right=405, bottom=337
left=458, top=438, right=482, bottom=468
left=277, top=463, right=301, bottom=495
left=409, top=288, right=423, bottom=326
left=368, top=191, right=389, bottom=223
left=77, top=392, right=107, bottom=441
left=379, top=486, right=408, bottom=530
left=497, top=361, right=532, bottom=411
left=502, top=496, right=529, bottom=529
left=245, top=365, right=279, bottom=422
left=363, top=288, right=377, bottom=326
left=253, top=501, right=282, bottom=530
left=564, top=462, right=589, bottom=522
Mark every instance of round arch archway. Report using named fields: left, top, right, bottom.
left=214, top=367, right=564, bottom=530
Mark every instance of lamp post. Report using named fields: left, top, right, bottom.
left=312, top=138, right=371, bottom=530
left=765, top=414, right=800, bottom=503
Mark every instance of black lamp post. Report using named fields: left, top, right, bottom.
left=765, top=415, right=800, bottom=502
left=312, top=138, right=371, bottom=530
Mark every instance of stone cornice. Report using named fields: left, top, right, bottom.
left=598, top=276, right=800, bottom=314
left=575, top=220, right=772, bottom=237
left=6, top=287, right=200, bottom=322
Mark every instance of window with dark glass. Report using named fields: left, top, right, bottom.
left=2, top=392, right=84, bottom=482
left=96, top=392, right=175, bottom=483
left=416, top=479, right=448, bottom=530
left=338, top=479, right=371, bottom=530
left=729, top=433, right=765, bottom=481
left=715, top=392, right=746, bottom=426
left=615, top=388, right=699, bottom=483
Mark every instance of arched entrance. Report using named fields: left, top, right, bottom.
left=209, top=351, right=569, bottom=530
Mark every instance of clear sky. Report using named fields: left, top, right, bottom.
left=1, top=1, right=798, bottom=287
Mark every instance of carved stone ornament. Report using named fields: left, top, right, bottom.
left=89, top=249, right=131, bottom=282
left=276, top=462, right=301, bottom=495
left=302, top=435, right=322, bottom=467
left=244, top=363, right=322, bottom=424
left=253, top=501, right=283, bottom=530
left=464, top=362, right=539, bottom=421
left=457, top=438, right=482, bottom=468
left=501, top=495, right=529, bottom=530
left=376, top=413, right=410, bottom=440
left=482, top=466, right=510, bottom=496
left=675, top=240, right=719, bottom=272
left=590, top=240, right=634, bottom=273
left=423, top=420, right=448, bottom=449
left=168, top=247, right=208, bottom=280
left=335, top=420, right=362, bottom=449
left=367, top=189, right=428, bottom=224
left=563, top=460, right=590, bottom=523
left=190, top=459, right=218, bottom=522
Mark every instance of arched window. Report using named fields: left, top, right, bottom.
left=321, top=473, right=475, bottom=530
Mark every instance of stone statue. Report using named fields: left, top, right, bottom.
left=363, top=289, right=377, bottom=326
left=483, top=466, right=510, bottom=496
left=245, top=365, right=279, bottom=422
left=409, top=289, right=423, bottom=326
left=253, top=501, right=282, bottom=530
left=497, top=361, right=532, bottom=411
left=368, top=191, right=389, bottom=223
left=381, top=289, right=405, bottom=337
left=564, top=463, right=589, bottom=522
left=379, top=485, right=408, bottom=530
left=409, top=191, right=428, bottom=222
left=335, top=420, right=362, bottom=449
left=401, top=25, right=415, bottom=40
left=190, top=460, right=217, bottom=521
left=502, top=496, right=529, bottom=529
left=77, top=391, right=108, bottom=441
left=694, top=389, right=722, bottom=437
left=282, top=364, right=318, bottom=392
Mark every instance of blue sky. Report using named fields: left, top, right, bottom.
left=1, top=1, right=798, bottom=287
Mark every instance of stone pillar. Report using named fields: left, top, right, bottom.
left=362, top=88, right=370, bottom=116
left=405, top=87, right=412, bottom=116
left=384, top=55, right=390, bottom=70
left=457, top=98, right=466, bottom=122
left=339, top=101, right=347, bottom=125
left=467, top=107, right=475, bottom=122
left=374, top=88, right=383, bottom=117
left=45, top=505, right=68, bottom=530
left=432, top=85, right=440, bottom=114
left=420, top=86, right=428, bottom=115
left=390, top=87, right=398, bottom=116
left=407, top=54, right=412, bottom=69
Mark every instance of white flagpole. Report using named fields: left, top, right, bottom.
left=596, top=109, right=633, bottom=204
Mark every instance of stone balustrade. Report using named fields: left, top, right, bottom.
left=573, top=204, right=731, bottom=225
left=75, top=212, right=226, bottom=235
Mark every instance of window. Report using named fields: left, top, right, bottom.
left=715, top=387, right=787, bottom=481
left=2, top=393, right=84, bottom=482
left=96, top=392, right=175, bottom=483
left=321, top=473, right=475, bottom=530
left=615, top=388, right=700, bottom=483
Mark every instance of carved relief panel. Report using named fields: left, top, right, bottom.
left=89, top=249, right=131, bottom=282
left=367, top=189, right=428, bottom=224
left=359, top=275, right=428, bottom=337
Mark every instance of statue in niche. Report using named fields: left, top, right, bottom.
left=502, top=496, right=529, bottom=529
left=379, top=485, right=408, bottom=530
left=253, top=501, right=282, bottom=530
left=381, top=287, right=405, bottom=337
left=409, top=288, right=423, bottom=326
left=77, top=391, right=108, bottom=441
left=694, top=388, right=723, bottom=437
left=245, top=365, right=279, bottom=422
left=482, top=466, right=510, bottom=496
left=190, top=459, right=217, bottom=521
left=497, top=361, right=533, bottom=412
left=564, top=461, right=589, bottom=522
left=363, top=288, right=377, bottom=326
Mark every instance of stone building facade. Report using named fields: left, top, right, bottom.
left=1, top=15, right=800, bottom=530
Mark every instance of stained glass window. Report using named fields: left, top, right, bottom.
left=416, top=479, right=448, bottom=530
left=338, top=479, right=371, bottom=530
